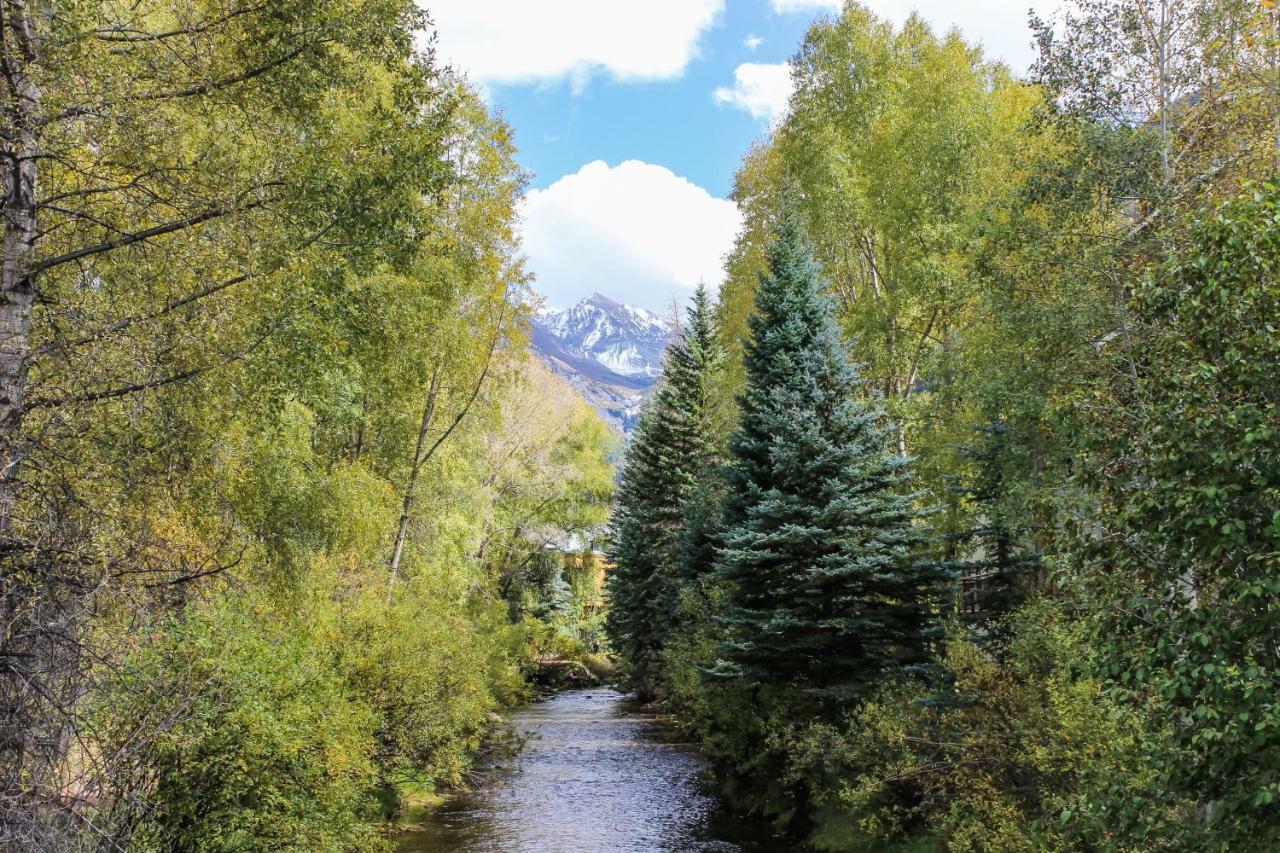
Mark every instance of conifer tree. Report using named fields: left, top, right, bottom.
left=605, top=403, right=671, bottom=695
left=713, top=214, right=946, bottom=708
left=662, top=285, right=725, bottom=594
left=605, top=286, right=723, bottom=696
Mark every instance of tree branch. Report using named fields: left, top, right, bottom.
left=41, top=39, right=330, bottom=125
left=31, top=195, right=275, bottom=275
left=29, top=218, right=336, bottom=362
left=27, top=330, right=271, bottom=409
left=86, top=5, right=267, bottom=45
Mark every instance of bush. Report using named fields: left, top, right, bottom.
left=93, top=561, right=532, bottom=850
left=333, top=575, right=527, bottom=799
left=773, top=599, right=1195, bottom=851
left=95, top=598, right=384, bottom=852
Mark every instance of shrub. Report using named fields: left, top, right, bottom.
left=95, top=598, right=383, bottom=852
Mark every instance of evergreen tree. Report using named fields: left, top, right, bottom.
left=712, top=214, right=946, bottom=708
left=606, top=286, right=724, bottom=696
left=663, top=285, right=726, bottom=594
left=605, top=403, right=672, bottom=695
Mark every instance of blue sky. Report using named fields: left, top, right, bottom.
left=484, top=2, right=813, bottom=198
left=423, top=1, right=1059, bottom=313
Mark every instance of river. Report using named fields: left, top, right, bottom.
left=396, top=689, right=792, bottom=852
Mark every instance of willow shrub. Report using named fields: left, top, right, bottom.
left=335, top=572, right=528, bottom=797
left=94, top=598, right=384, bottom=852
left=94, top=568, right=529, bottom=850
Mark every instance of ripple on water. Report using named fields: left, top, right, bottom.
left=396, top=689, right=790, bottom=853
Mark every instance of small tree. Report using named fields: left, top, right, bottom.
left=662, top=285, right=726, bottom=595
left=712, top=213, right=946, bottom=709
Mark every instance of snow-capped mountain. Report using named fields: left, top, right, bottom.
left=538, top=294, right=669, bottom=379
left=531, top=293, right=674, bottom=434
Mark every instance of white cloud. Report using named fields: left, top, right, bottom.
left=864, top=1, right=1063, bottom=71
left=421, top=1, right=724, bottom=90
left=713, top=63, right=794, bottom=124
left=519, top=161, right=742, bottom=313
left=744, top=34, right=764, bottom=51
left=770, top=0, right=1064, bottom=71
left=770, top=0, right=841, bottom=11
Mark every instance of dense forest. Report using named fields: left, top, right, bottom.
left=2, top=0, right=1279, bottom=851
left=607, top=0, right=1280, bottom=850
left=0, top=2, right=616, bottom=849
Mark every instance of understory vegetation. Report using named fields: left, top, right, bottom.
left=0, top=2, right=614, bottom=849
left=607, top=2, right=1280, bottom=850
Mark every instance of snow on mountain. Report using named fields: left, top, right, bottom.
left=531, top=293, right=674, bottom=434
left=538, top=294, right=668, bottom=378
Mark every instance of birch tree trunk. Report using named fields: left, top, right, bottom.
left=388, top=366, right=442, bottom=597
left=0, top=0, right=40, bottom=536
left=0, top=0, right=41, bottom=817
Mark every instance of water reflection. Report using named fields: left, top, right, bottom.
left=397, top=689, right=789, bottom=852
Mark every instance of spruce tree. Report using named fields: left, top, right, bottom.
left=662, top=285, right=725, bottom=595
left=712, top=214, right=946, bottom=707
left=605, top=286, right=723, bottom=697
left=605, top=402, right=671, bottom=695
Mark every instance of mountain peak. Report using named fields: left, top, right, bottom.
left=530, top=293, right=674, bottom=434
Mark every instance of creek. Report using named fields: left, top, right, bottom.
left=396, top=688, right=792, bottom=852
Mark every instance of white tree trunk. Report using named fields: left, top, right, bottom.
left=0, top=0, right=40, bottom=534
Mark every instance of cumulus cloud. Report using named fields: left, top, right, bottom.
left=744, top=34, right=764, bottom=51
left=519, top=161, right=742, bottom=313
left=421, top=1, right=724, bottom=90
left=713, top=63, right=794, bottom=124
left=770, top=0, right=1063, bottom=71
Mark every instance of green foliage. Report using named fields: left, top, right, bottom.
left=939, top=422, right=1042, bottom=639
left=95, top=599, right=385, bottom=852
left=607, top=4, right=1280, bottom=851
left=0, top=3, right=617, bottom=845
left=334, top=576, right=526, bottom=794
left=11, top=0, right=1280, bottom=848
left=775, top=599, right=1193, bottom=851
left=1067, top=183, right=1280, bottom=845
left=781, top=3, right=1044, bottom=476
left=96, top=572, right=532, bottom=852
left=711, top=213, right=944, bottom=708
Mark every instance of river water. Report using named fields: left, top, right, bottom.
left=396, top=689, right=791, bottom=852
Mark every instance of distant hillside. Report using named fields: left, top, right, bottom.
left=531, top=294, right=672, bottom=434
